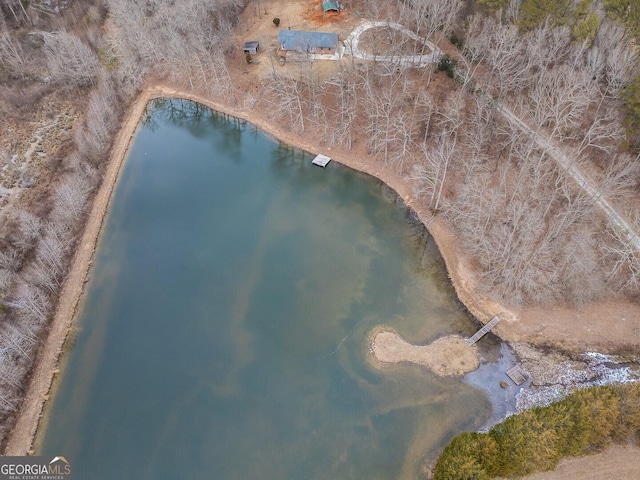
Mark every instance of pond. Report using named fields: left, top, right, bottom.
left=37, top=99, right=493, bottom=479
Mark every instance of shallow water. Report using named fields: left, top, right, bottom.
left=37, top=99, right=494, bottom=479
left=464, top=342, right=528, bottom=430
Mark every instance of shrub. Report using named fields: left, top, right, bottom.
left=622, top=76, right=640, bottom=151
left=273, top=17, right=280, bottom=27
left=245, top=53, right=252, bottom=64
left=433, top=433, right=500, bottom=479
left=449, top=33, right=463, bottom=50
left=436, top=54, right=457, bottom=78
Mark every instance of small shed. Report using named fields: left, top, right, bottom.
left=243, top=41, right=259, bottom=55
left=322, top=0, right=339, bottom=12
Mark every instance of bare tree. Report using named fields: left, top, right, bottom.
left=403, top=0, right=463, bottom=49
left=527, top=64, right=599, bottom=138
left=361, top=64, right=412, bottom=164
left=595, top=19, right=639, bottom=94
left=446, top=92, right=617, bottom=307
left=0, top=32, right=29, bottom=77
left=15, top=210, right=42, bottom=251
left=266, top=76, right=306, bottom=133
left=466, top=15, right=533, bottom=98
left=0, top=249, right=21, bottom=274
left=412, top=131, right=455, bottom=211
left=327, top=72, right=359, bottom=150
left=597, top=153, right=640, bottom=207
left=39, top=30, right=101, bottom=87
left=76, top=74, right=120, bottom=162
left=557, top=226, right=603, bottom=305
left=412, top=97, right=463, bottom=210
left=52, top=176, right=92, bottom=225
left=6, top=283, right=50, bottom=326
left=462, top=95, right=496, bottom=183
left=523, top=22, right=571, bottom=74
left=0, top=0, right=31, bottom=26
left=105, top=0, right=243, bottom=93
left=0, top=346, right=27, bottom=390
left=0, top=268, right=15, bottom=293
left=603, top=213, right=640, bottom=290
left=575, top=102, right=624, bottom=157
left=388, top=103, right=419, bottom=175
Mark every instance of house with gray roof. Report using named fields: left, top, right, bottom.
left=278, top=30, right=339, bottom=58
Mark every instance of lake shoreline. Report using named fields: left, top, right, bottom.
left=3, top=81, right=629, bottom=457
left=3, top=83, right=499, bottom=456
left=2, top=88, right=152, bottom=455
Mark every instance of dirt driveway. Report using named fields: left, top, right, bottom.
left=512, top=445, right=640, bottom=480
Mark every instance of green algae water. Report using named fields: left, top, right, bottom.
left=37, top=99, right=491, bottom=479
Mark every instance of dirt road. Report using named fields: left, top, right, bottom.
left=515, top=445, right=640, bottom=480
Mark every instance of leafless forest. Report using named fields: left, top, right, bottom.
left=0, top=0, right=639, bottom=449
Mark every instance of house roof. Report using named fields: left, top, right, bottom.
left=243, top=41, right=259, bottom=49
left=278, top=30, right=339, bottom=51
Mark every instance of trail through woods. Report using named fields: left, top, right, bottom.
left=346, top=22, right=640, bottom=252
left=498, top=104, right=640, bottom=251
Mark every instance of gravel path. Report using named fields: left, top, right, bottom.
left=344, top=20, right=442, bottom=67
left=344, top=20, right=640, bottom=252
left=498, top=104, right=640, bottom=251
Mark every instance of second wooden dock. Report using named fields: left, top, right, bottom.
left=465, top=316, right=501, bottom=346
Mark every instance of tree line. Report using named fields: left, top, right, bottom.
left=432, top=383, right=640, bottom=479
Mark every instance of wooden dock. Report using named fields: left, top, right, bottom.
left=312, top=154, right=331, bottom=167
left=465, top=316, right=501, bottom=346
left=506, top=364, right=528, bottom=385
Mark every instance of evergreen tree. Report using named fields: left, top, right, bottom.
left=477, top=0, right=510, bottom=16
left=573, top=0, right=593, bottom=20
left=603, top=0, right=640, bottom=40
left=518, top=0, right=572, bottom=31
left=573, top=12, right=600, bottom=46
left=622, top=76, right=640, bottom=148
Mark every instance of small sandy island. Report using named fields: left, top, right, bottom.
left=370, top=329, right=480, bottom=376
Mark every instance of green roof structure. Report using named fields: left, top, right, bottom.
left=322, top=0, right=339, bottom=12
